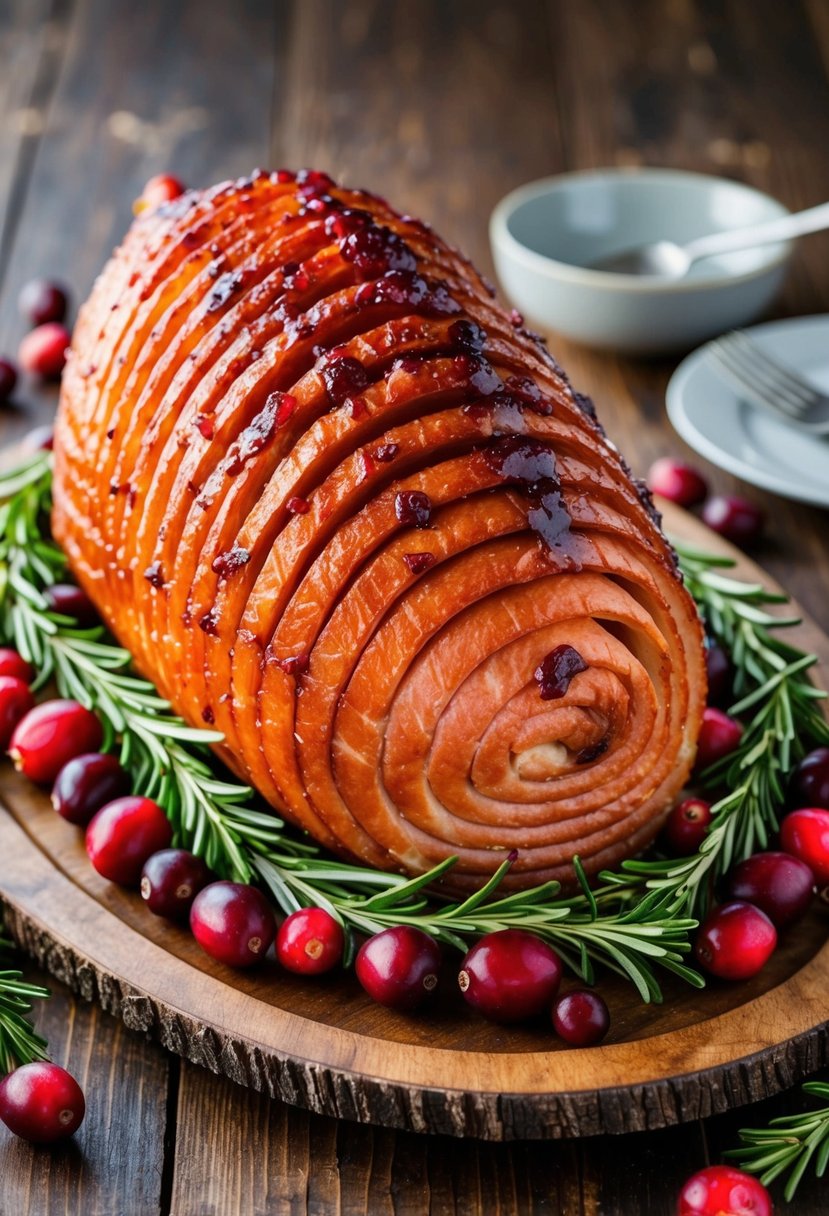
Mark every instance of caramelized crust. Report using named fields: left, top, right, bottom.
left=52, top=169, right=706, bottom=892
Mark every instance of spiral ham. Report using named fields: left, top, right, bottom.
left=52, top=169, right=706, bottom=893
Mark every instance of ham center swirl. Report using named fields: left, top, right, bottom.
left=52, top=169, right=706, bottom=893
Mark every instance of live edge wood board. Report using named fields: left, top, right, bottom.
left=0, top=501, right=827, bottom=1142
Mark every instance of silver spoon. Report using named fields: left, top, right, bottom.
left=591, top=199, right=829, bottom=278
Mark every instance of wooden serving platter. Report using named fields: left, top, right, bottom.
left=1, top=501, right=828, bottom=1142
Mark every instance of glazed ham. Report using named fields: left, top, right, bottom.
left=52, top=169, right=706, bottom=893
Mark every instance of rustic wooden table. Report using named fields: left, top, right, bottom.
left=1, top=1, right=828, bottom=1212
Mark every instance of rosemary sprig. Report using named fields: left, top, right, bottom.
left=726, top=1081, right=829, bottom=1201
left=0, top=453, right=825, bottom=1002
left=0, top=936, right=49, bottom=1074
left=253, top=852, right=701, bottom=996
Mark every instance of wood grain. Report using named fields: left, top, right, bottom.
left=1, top=503, right=827, bottom=1144
left=170, top=1064, right=588, bottom=1216
left=0, top=0, right=72, bottom=286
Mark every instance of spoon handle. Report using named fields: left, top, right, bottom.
left=684, top=200, right=829, bottom=263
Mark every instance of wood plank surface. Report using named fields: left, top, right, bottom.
left=0, top=0, right=828, bottom=1213
left=0, top=961, right=170, bottom=1216
left=0, top=0, right=72, bottom=284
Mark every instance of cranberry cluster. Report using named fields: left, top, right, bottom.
left=657, top=686, right=829, bottom=986
left=0, top=657, right=102, bottom=1144
left=353, top=924, right=610, bottom=1045
left=647, top=457, right=764, bottom=547
left=667, top=698, right=829, bottom=1213
left=0, top=278, right=72, bottom=399
left=0, top=175, right=186, bottom=409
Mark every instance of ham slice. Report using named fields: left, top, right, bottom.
left=52, top=169, right=706, bottom=892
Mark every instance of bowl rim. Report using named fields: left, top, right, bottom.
left=489, top=167, right=793, bottom=295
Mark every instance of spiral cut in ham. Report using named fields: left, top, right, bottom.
left=52, top=168, right=706, bottom=893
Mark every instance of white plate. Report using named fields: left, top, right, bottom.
left=666, top=315, right=829, bottom=508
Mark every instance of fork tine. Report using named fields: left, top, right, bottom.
left=730, top=331, right=820, bottom=409
left=709, top=337, right=810, bottom=416
left=731, top=330, right=822, bottom=400
left=717, top=337, right=811, bottom=413
left=706, top=344, right=804, bottom=419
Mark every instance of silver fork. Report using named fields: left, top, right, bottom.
left=705, top=330, right=829, bottom=434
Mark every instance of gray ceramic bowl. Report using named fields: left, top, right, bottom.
left=489, top=168, right=792, bottom=355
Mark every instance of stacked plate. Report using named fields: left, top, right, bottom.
left=667, top=316, right=829, bottom=508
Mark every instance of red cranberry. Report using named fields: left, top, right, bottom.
left=403, top=552, right=435, bottom=575
left=0, top=676, right=35, bottom=749
left=355, top=926, right=442, bottom=1010
left=51, top=752, right=130, bottom=826
left=190, top=881, right=275, bottom=967
left=552, top=990, right=610, bottom=1046
left=0, top=1062, right=85, bottom=1144
left=276, top=906, right=345, bottom=975
left=374, top=442, right=399, bottom=463
left=321, top=355, right=370, bottom=406
left=702, top=495, right=764, bottom=546
left=140, top=848, right=213, bottom=919
left=18, top=322, right=71, bottom=379
left=18, top=279, right=69, bottom=327
left=395, top=490, right=431, bottom=528
left=790, top=747, right=829, bottom=810
left=458, top=929, right=562, bottom=1023
left=694, top=901, right=777, bottom=980
left=662, top=798, right=713, bottom=856
left=705, top=641, right=733, bottom=707
left=9, top=699, right=103, bottom=784
left=534, top=644, right=587, bottom=701
left=677, top=1165, right=772, bottom=1215
left=695, top=707, right=743, bottom=770
left=135, top=173, right=185, bottom=212
left=0, top=647, right=35, bottom=683
left=780, top=807, right=829, bottom=884
left=21, top=424, right=54, bottom=452
left=44, top=583, right=99, bottom=627
left=647, top=457, right=708, bottom=507
left=0, top=357, right=18, bottom=402
left=338, top=221, right=416, bottom=278
left=725, top=851, right=814, bottom=927
left=85, top=796, right=172, bottom=885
